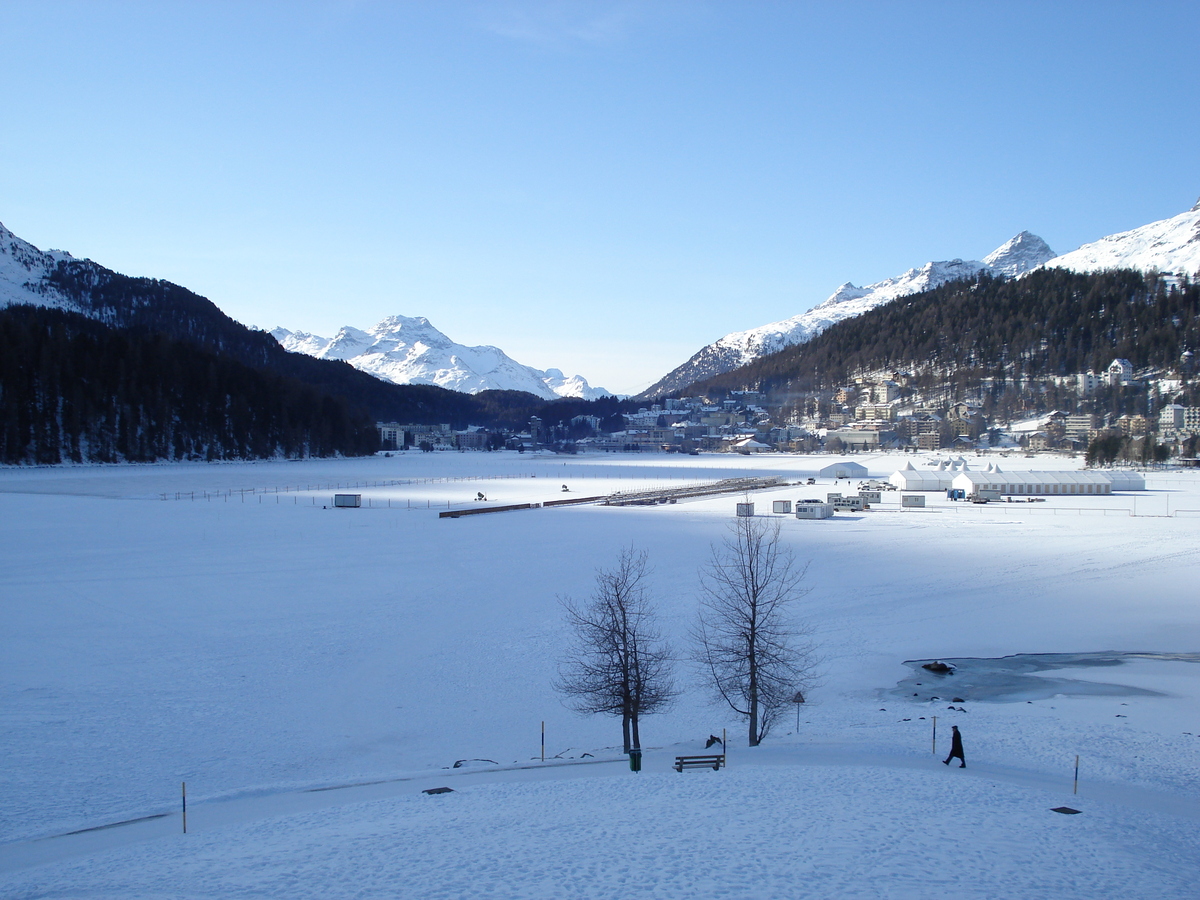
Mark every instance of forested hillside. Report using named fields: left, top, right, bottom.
left=0, top=302, right=637, bottom=465
left=680, top=269, right=1199, bottom=398
left=0, top=306, right=384, bottom=464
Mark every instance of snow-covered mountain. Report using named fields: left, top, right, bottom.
left=0, top=221, right=81, bottom=311
left=1039, top=197, right=1200, bottom=277
left=2, top=221, right=610, bottom=402
left=272, top=316, right=611, bottom=401
left=638, top=231, right=1056, bottom=398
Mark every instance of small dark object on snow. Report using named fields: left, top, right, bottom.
left=423, top=787, right=454, bottom=795
left=581, top=752, right=594, bottom=758
left=923, top=661, right=955, bottom=674
left=1051, top=806, right=1081, bottom=815
left=562, top=484, right=569, bottom=492
left=476, top=492, right=487, bottom=501
left=705, top=734, right=724, bottom=749
left=952, top=697, right=965, bottom=703
left=452, top=758, right=498, bottom=768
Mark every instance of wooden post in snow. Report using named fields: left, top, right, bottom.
left=182, top=782, right=187, bottom=834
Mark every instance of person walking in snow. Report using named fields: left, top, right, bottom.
left=943, top=724, right=966, bottom=768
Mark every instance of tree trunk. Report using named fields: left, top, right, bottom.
left=630, top=711, right=641, bottom=752
left=748, top=640, right=760, bottom=746
left=622, top=712, right=631, bottom=754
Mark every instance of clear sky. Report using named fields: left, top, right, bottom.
left=2, top=1, right=1197, bottom=395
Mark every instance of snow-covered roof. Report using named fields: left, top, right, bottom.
left=819, top=460, right=868, bottom=477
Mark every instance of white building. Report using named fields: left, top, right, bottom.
left=1159, top=404, right=1186, bottom=433
left=1107, top=358, right=1135, bottom=386
left=734, top=438, right=772, bottom=453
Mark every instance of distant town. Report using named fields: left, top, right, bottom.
left=378, top=357, right=1200, bottom=465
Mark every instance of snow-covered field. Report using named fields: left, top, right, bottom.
left=2, top=450, right=1198, bottom=898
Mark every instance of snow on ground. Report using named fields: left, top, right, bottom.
left=1, top=450, right=1198, bottom=897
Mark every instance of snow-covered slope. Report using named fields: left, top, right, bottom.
left=639, top=231, right=1055, bottom=398
left=0, top=222, right=80, bottom=311
left=1040, top=198, right=1200, bottom=277
left=273, top=316, right=611, bottom=401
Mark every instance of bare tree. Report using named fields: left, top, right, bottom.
left=693, top=516, right=816, bottom=747
left=555, top=546, right=677, bottom=753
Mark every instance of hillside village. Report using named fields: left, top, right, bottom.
left=377, top=356, right=1200, bottom=464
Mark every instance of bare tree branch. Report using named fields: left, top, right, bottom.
left=692, top=516, right=817, bottom=746
left=554, top=546, right=677, bottom=753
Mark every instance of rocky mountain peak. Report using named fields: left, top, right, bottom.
left=982, top=231, right=1056, bottom=276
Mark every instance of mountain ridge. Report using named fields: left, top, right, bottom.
left=272, top=316, right=611, bottom=402
left=640, top=198, right=1200, bottom=401
left=636, top=231, right=1056, bottom=399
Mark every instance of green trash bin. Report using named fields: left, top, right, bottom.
left=629, top=747, right=642, bottom=772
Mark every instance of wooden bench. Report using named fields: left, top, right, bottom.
left=674, top=754, right=725, bottom=772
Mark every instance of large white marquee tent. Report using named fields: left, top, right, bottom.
left=951, top=465, right=1146, bottom=496
left=891, top=461, right=1147, bottom=495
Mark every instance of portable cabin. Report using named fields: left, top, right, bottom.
left=795, top=502, right=834, bottom=519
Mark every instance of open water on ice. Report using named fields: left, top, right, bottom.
left=895, top=651, right=1200, bottom=702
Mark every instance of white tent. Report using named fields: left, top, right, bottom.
left=889, top=462, right=955, bottom=491
left=820, top=460, right=868, bottom=479
left=950, top=470, right=1143, bottom=496
left=1105, top=470, right=1147, bottom=491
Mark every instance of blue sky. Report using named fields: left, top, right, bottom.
left=2, top=1, right=1197, bottom=395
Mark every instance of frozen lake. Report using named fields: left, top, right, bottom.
left=3, top=449, right=1198, bottom=897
